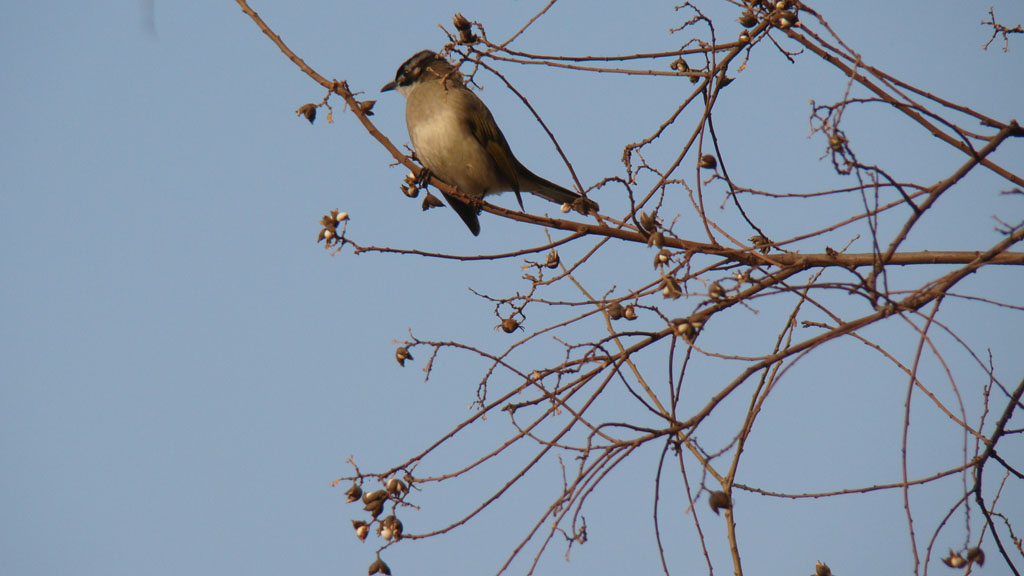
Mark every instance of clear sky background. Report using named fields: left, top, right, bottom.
left=2, top=1, right=1022, bottom=575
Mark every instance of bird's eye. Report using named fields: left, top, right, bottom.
left=400, top=66, right=421, bottom=85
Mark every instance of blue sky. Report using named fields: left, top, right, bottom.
left=2, top=1, right=1022, bottom=575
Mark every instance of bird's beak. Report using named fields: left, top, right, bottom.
left=381, top=81, right=397, bottom=92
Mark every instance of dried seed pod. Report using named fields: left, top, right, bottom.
left=362, top=489, right=386, bottom=505
left=318, top=213, right=341, bottom=245
left=321, top=213, right=339, bottom=229
left=334, top=210, right=349, bottom=222
left=573, top=196, right=599, bottom=215
left=500, top=317, right=520, bottom=333
left=368, top=558, right=391, bottom=575
left=773, top=10, right=798, bottom=28
left=606, top=301, right=624, bottom=320
left=395, top=347, right=413, bottom=367
left=829, top=133, right=847, bottom=151
left=640, top=211, right=658, bottom=233
left=814, top=561, right=833, bottom=576
left=422, top=192, right=444, bottom=210
left=647, top=230, right=665, bottom=249
left=364, top=498, right=384, bottom=519
left=453, top=12, right=471, bottom=30
left=661, top=276, right=682, bottom=299
left=358, top=100, right=376, bottom=116
left=670, top=57, right=690, bottom=73
left=941, top=550, right=967, bottom=568
left=296, top=103, right=317, bottom=124
left=966, top=547, right=984, bottom=566
left=545, top=250, right=560, bottom=269
left=401, top=184, right=419, bottom=198
left=560, top=202, right=571, bottom=213
left=386, top=477, right=407, bottom=496
left=352, top=520, right=370, bottom=541
left=673, top=318, right=702, bottom=341
left=708, top=281, right=724, bottom=300
left=653, top=248, right=672, bottom=268
left=380, top=515, right=404, bottom=541
left=708, top=491, right=731, bottom=515
left=623, top=304, right=638, bottom=320
left=345, top=483, right=363, bottom=503
left=699, top=154, right=718, bottom=169
left=748, top=234, right=772, bottom=254
left=738, top=11, right=757, bottom=27
left=671, top=318, right=689, bottom=336
left=453, top=12, right=477, bottom=44
left=739, top=30, right=752, bottom=43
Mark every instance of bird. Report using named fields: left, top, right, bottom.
left=381, top=50, right=599, bottom=235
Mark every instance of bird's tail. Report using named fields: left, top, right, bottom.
left=519, top=169, right=600, bottom=216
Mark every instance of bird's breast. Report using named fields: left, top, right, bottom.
left=406, top=92, right=504, bottom=197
